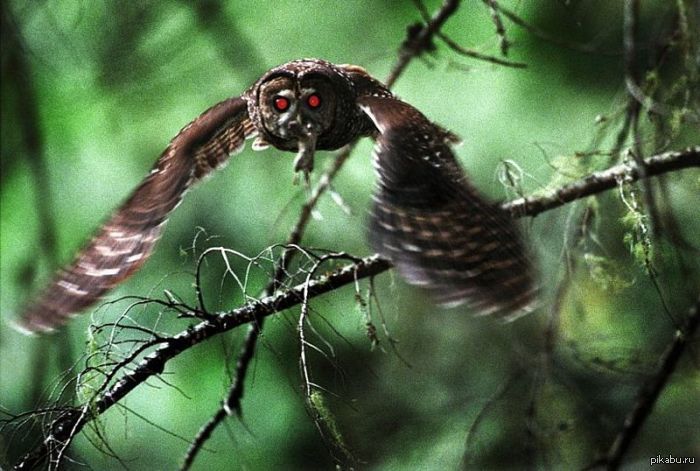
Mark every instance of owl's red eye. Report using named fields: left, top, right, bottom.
left=273, top=96, right=290, bottom=111
left=307, top=94, right=321, bottom=108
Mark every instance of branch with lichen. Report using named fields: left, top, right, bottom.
left=504, top=147, right=699, bottom=217
left=10, top=145, right=698, bottom=470
left=183, top=0, right=486, bottom=468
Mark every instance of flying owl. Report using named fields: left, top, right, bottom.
left=17, top=59, right=536, bottom=333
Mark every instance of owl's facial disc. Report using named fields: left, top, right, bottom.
left=258, top=75, right=336, bottom=181
left=258, top=77, right=319, bottom=140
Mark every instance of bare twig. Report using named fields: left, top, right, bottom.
left=15, top=256, right=391, bottom=470
left=436, top=32, right=527, bottom=68
left=389, top=0, right=461, bottom=87
left=463, top=372, right=523, bottom=464
left=181, top=2, right=468, bottom=467
left=14, top=146, right=698, bottom=470
left=492, top=3, right=622, bottom=56
left=297, top=253, right=361, bottom=465
left=593, top=296, right=700, bottom=470
left=412, top=0, right=525, bottom=69
left=481, top=0, right=510, bottom=56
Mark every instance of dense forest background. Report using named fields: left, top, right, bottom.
left=1, top=1, right=698, bottom=469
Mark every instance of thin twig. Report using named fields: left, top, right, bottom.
left=15, top=256, right=391, bottom=470
left=594, top=296, right=700, bottom=470
left=388, top=0, right=461, bottom=88
left=463, top=372, right=523, bottom=464
left=180, top=1, right=467, bottom=467
left=481, top=0, right=510, bottom=56
left=412, top=0, right=525, bottom=69
left=297, top=253, right=361, bottom=465
left=14, top=146, right=698, bottom=470
left=493, top=3, right=622, bottom=56
left=436, top=32, right=527, bottom=68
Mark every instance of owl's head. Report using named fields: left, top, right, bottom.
left=246, top=59, right=358, bottom=153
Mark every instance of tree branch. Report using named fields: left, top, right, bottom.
left=491, top=2, right=622, bottom=56
left=411, top=0, right=526, bottom=69
left=14, top=145, right=698, bottom=470
left=593, top=296, right=700, bottom=470
left=389, top=0, right=461, bottom=87
left=481, top=0, right=511, bottom=56
left=504, top=147, right=699, bottom=217
left=183, top=0, right=466, bottom=468
left=14, top=256, right=391, bottom=470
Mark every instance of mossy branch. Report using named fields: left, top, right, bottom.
left=13, top=145, right=698, bottom=470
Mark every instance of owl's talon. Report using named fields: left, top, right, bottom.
left=292, top=150, right=314, bottom=174
left=292, top=132, right=317, bottom=185
left=18, top=58, right=535, bottom=333
left=292, top=170, right=311, bottom=186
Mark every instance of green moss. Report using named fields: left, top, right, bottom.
left=309, top=390, right=352, bottom=461
left=583, top=253, right=634, bottom=293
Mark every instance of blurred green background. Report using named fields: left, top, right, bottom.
left=1, top=1, right=699, bottom=469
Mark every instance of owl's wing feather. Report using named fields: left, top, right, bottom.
left=18, top=96, right=254, bottom=333
left=358, top=96, right=536, bottom=317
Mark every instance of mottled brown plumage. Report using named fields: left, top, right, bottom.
left=17, top=58, right=535, bottom=333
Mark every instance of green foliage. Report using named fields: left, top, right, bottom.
left=1, top=1, right=699, bottom=470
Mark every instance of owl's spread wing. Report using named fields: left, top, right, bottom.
left=358, top=96, right=536, bottom=318
left=18, top=96, right=255, bottom=333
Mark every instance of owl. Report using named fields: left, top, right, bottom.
left=17, top=59, right=536, bottom=333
